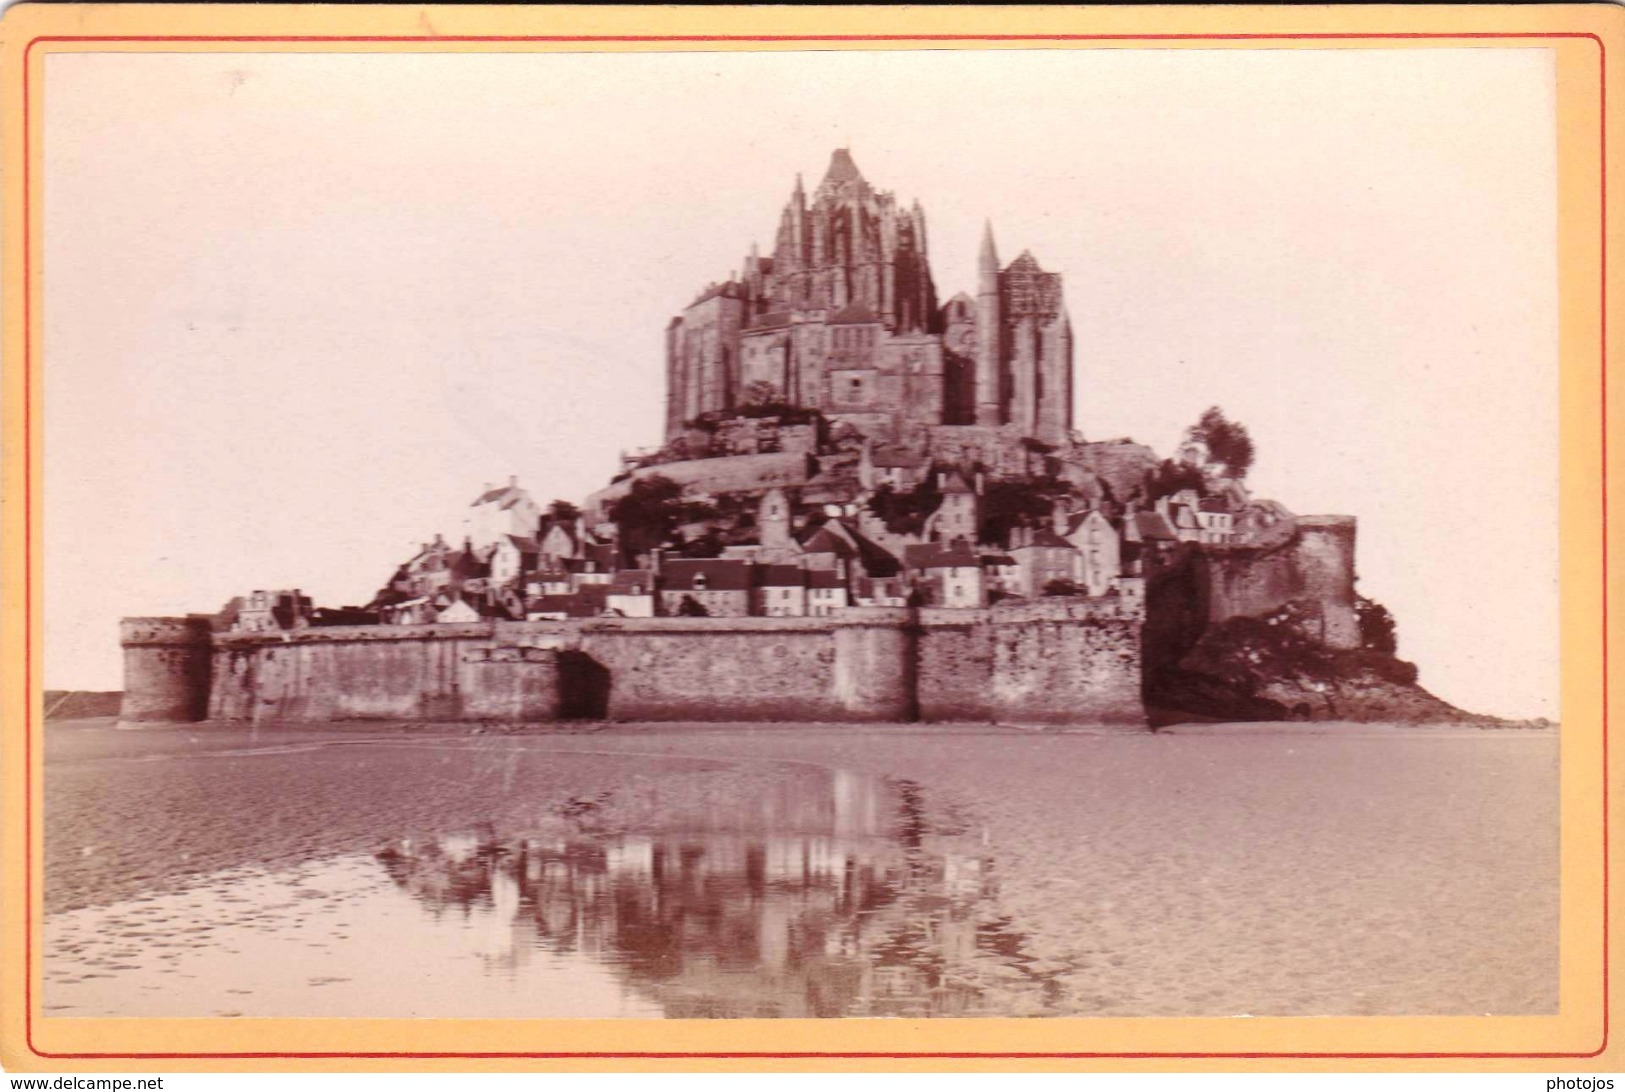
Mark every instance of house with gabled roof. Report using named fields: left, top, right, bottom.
left=980, top=553, right=1020, bottom=600
left=850, top=572, right=905, bottom=608
left=605, top=571, right=656, bottom=617
left=903, top=542, right=984, bottom=609
left=434, top=591, right=481, bottom=624
left=1121, top=509, right=1179, bottom=575
left=566, top=542, right=617, bottom=590
left=658, top=558, right=753, bottom=617
left=1196, top=497, right=1237, bottom=545
left=807, top=567, right=851, bottom=614
left=524, top=583, right=612, bottom=621
left=923, top=469, right=979, bottom=545
left=1008, top=526, right=1080, bottom=599
left=753, top=564, right=808, bottom=617
left=858, top=440, right=927, bottom=491
left=539, top=519, right=579, bottom=562
left=1062, top=509, right=1121, bottom=597
left=490, top=534, right=540, bottom=588
left=465, top=476, right=543, bottom=551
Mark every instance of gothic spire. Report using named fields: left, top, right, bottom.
left=979, top=220, right=1000, bottom=274
left=822, top=147, right=863, bottom=187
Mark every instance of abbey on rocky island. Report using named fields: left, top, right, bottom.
left=118, top=149, right=1477, bottom=731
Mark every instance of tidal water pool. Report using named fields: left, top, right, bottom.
left=43, top=721, right=1558, bottom=1018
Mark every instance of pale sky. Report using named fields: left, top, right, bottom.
left=43, top=47, right=1559, bottom=718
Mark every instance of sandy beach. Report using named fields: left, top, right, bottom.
left=42, top=718, right=1557, bottom=1019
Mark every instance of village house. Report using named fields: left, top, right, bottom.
left=465, top=477, right=542, bottom=551
left=434, top=591, right=481, bottom=624
left=903, top=542, right=984, bottom=609
left=754, top=565, right=808, bottom=617
left=980, top=553, right=1020, bottom=600
left=526, top=583, right=611, bottom=621
left=524, top=594, right=573, bottom=621
left=1196, top=498, right=1237, bottom=546
left=658, top=558, right=753, bottom=617
left=1062, top=509, right=1122, bottom=597
left=565, top=543, right=617, bottom=590
left=523, top=566, right=573, bottom=598
left=850, top=573, right=905, bottom=608
left=807, top=568, right=851, bottom=614
left=1159, top=490, right=1207, bottom=545
left=858, top=442, right=927, bottom=491
left=1007, top=527, right=1079, bottom=599
left=922, top=470, right=979, bottom=545
left=1121, top=509, right=1179, bottom=575
left=233, top=589, right=312, bottom=634
left=605, top=571, right=656, bottom=617
left=490, top=534, right=540, bottom=588
left=799, top=522, right=860, bottom=571
left=538, top=518, right=580, bottom=563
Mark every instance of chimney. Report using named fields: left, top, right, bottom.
left=508, top=474, right=518, bottom=488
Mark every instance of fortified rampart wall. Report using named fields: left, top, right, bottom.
left=1198, top=515, right=1360, bottom=650
left=129, top=598, right=1148, bottom=729
left=119, top=520, right=1360, bottom=729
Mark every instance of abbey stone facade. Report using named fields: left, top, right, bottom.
left=664, top=149, right=1075, bottom=446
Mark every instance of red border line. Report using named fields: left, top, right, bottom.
left=20, top=30, right=1610, bottom=1062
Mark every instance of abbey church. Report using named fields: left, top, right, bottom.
left=664, top=149, right=1075, bottom=445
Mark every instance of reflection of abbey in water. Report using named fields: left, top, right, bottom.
left=373, top=769, right=1063, bottom=1018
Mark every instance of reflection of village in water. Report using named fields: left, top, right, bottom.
left=374, top=768, right=1065, bottom=1017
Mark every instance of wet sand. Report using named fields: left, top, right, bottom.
left=43, top=718, right=1557, bottom=1018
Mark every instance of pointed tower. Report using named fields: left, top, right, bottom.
left=975, top=221, right=1003, bottom=426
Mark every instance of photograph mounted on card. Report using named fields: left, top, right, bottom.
left=0, top=2, right=1615, bottom=1073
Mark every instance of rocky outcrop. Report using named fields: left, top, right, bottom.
left=1145, top=599, right=1487, bottom=727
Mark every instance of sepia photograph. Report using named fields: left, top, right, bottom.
left=9, top=8, right=1606, bottom=1063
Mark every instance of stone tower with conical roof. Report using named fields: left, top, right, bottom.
left=664, top=150, right=1073, bottom=446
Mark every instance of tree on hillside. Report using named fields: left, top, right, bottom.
left=608, top=475, right=715, bottom=561
left=678, top=530, right=726, bottom=559
left=1355, top=596, right=1399, bottom=655
left=1145, top=459, right=1206, bottom=503
left=979, top=476, right=1070, bottom=546
left=865, top=476, right=943, bottom=536
left=548, top=499, right=580, bottom=524
left=1189, top=406, right=1256, bottom=480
